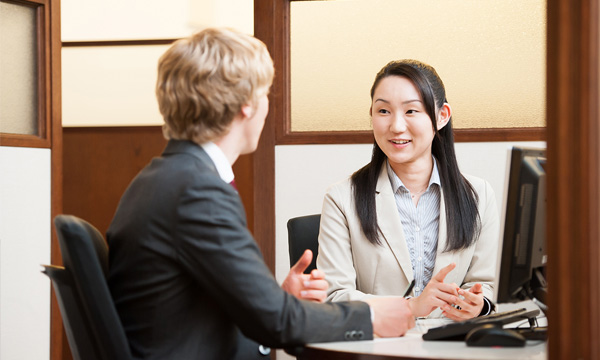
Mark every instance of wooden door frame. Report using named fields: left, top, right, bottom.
left=253, top=1, right=600, bottom=358
left=49, top=0, right=64, bottom=359
left=546, top=1, right=600, bottom=359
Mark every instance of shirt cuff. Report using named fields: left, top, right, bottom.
left=478, top=296, right=496, bottom=316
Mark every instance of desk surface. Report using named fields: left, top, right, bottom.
left=299, top=301, right=547, bottom=360
left=300, top=333, right=546, bottom=360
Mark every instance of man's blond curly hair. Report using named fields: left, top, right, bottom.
left=156, top=28, right=274, bottom=144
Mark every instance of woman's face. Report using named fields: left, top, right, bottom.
left=371, top=75, right=438, bottom=170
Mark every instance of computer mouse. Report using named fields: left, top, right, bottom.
left=465, top=324, right=526, bottom=347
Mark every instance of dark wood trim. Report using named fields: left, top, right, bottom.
left=453, top=128, right=545, bottom=142
left=48, top=0, right=66, bottom=359
left=546, top=0, right=600, bottom=359
left=277, top=131, right=373, bottom=145
left=37, top=0, right=48, bottom=141
left=0, top=0, right=51, bottom=148
left=62, top=39, right=178, bottom=47
left=276, top=127, right=546, bottom=145
left=0, top=134, right=50, bottom=147
left=252, top=0, right=289, bottom=274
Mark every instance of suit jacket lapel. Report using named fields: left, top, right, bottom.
left=375, top=166, right=414, bottom=283
left=431, top=189, right=458, bottom=283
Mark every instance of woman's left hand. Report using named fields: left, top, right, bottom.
left=441, top=283, right=484, bottom=321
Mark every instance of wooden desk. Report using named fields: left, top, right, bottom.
left=297, top=332, right=547, bottom=360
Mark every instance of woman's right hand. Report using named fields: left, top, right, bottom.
left=407, top=263, right=459, bottom=318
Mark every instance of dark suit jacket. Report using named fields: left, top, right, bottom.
left=107, top=140, right=372, bottom=360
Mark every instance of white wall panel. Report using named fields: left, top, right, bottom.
left=0, top=146, right=51, bottom=360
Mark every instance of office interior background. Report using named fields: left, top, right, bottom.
left=1, top=0, right=598, bottom=359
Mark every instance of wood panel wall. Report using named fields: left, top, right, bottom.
left=62, top=126, right=255, bottom=238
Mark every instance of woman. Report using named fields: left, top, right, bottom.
left=317, top=59, right=499, bottom=320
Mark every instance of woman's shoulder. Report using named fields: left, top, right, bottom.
left=462, top=173, right=496, bottom=200
left=326, top=176, right=354, bottom=195
left=463, top=173, right=489, bottom=187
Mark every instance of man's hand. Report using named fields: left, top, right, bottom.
left=407, top=263, right=459, bottom=318
left=441, top=283, right=484, bottom=321
left=281, top=249, right=329, bottom=302
left=365, top=297, right=415, bottom=337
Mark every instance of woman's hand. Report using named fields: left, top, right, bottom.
left=441, top=283, right=484, bottom=321
left=281, top=249, right=329, bottom=302
left=408, top=263, right=459, bottom=318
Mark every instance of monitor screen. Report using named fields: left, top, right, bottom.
left=497, top=146, right=547, bottom=307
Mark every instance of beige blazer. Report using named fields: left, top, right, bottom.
left=316, top=165, right=499, bottom=317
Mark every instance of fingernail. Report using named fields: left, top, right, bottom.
left=304, top=281, right=311, bottom=287
left=300, top=291, right=307, bottom=296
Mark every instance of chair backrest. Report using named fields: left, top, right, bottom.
left=43, top=265, right=100, bottom=360
left=48, top=215, right=131, bottom=360
left=287, top=214, right=321, bottom=273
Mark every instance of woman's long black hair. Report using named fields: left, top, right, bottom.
left=351, top=59, right=480, bottom=251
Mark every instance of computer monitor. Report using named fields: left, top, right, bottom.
left=497, top=146, right=547, bottom=308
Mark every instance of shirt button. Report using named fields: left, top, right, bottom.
left=415, top=226, right=420, bottom=232
left=415, top=286, right=421, bottom=292
left=417, top=256, right=422, bottom=261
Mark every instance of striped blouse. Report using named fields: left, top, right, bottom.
left=386, top=158, right=441, bottom=297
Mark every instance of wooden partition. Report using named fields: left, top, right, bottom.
left=63, top=126, right=255, bottom=237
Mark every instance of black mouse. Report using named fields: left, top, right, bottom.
left=465, top=324, right=526, bottom=347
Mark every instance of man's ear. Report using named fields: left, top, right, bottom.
left=436, top=103, right=452, bottom=130
left=240, top=104, right=253, bottom=120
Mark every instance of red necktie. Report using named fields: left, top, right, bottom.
left=229, top=179, right=237, bottom=190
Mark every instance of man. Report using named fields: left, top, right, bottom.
left=107, top=27, right=414, bottom=360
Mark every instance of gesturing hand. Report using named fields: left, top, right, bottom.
left=441, top=283, right=484, bottom=321
left=408, top=263, right=458, bottom=318
left=281, top=249, right=329, bottom=303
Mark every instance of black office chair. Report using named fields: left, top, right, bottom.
left=287, top=214, right=321, bottom=273
left=42, top=215, right=131, bottom=360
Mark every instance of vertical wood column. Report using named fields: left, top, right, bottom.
left=546, top=1, right=600, bottom=359
left=250, top=0, right=289, bottom=274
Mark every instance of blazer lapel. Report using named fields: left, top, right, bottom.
left=375, top=166, right=414, bottom=283
left=431, top=189, right=458, bottom=283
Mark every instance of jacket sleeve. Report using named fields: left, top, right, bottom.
left=461, top=178, right=500, bottom=302
left=174, top=176, right=373, bottom=347
left=317, top=182, right=380, bottom=302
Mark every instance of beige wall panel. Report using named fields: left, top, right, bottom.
left=62, top=45, right=169, bottom=127
left=61, top=0, right=192, bottom=41
left=0, top=2, right=38, bottom=135
left=291, top=0, right=546, bottom=132
left=61, top=0, right=253, bottom=41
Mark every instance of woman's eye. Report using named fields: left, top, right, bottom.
left=406, top=109, right=418, bottom=114
left=378, top=109, right=390, bottom=114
